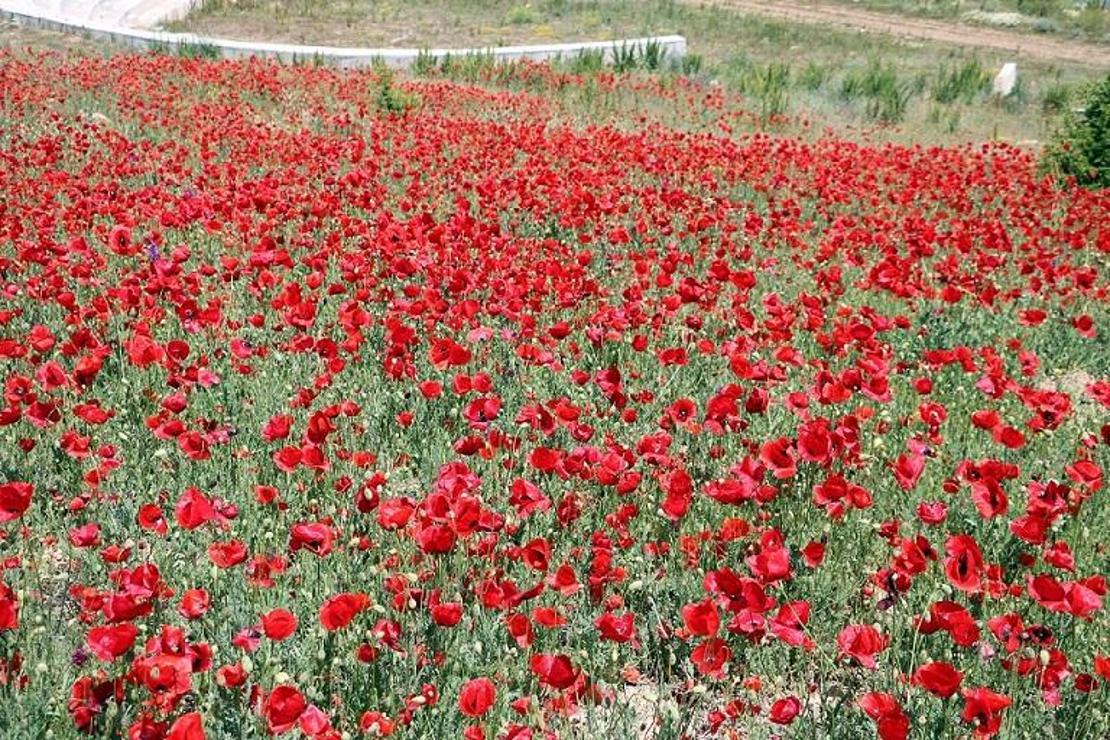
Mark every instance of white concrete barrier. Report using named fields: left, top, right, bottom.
left=1, top=3, right=687, bottom=69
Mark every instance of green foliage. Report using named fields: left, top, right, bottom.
left=927, top=102, right=963, bottom=133
left=841, top=60, right=913, bottom=123
left=411, top=49, right=439, bottom=77
left=1041, top=79, right=1073, bottom=114
left=744, top=62, right=792, bottom=121
left=372, top=65, right=420, bottom=115
left=797, top=61, right=828, bottom=92
left=1016, top=0, right=1061, bottom=17
left=677, top=53, right=703, bottom=76
left=1076, top=6, right=1108, bottom=38
left=932, top=59, right=989, bottom=104
left=438, top=52, right=496, bottom=83
left=722, top=56, right=788, bottom=120
left=612, top=42, right=638, bottom=73
left=146, top=39, right=220, bottom=60
left=1043, top=74, right=1110, bottom=188
left=504, top=5, right=537, bottom=25
left=641, top=40, right=664, bottom=72
left=570, top=48, right=605, bottom=75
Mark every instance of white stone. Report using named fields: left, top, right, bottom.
left=992, top=62, right=1018, bottom=96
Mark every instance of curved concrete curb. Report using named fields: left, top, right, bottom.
left=1, top=4, right=686, bottom=69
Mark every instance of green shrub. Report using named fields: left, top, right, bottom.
left=1076, top=6, right=1107, bottom=39
left=932, top=59, right=988, bottom=104
left=675, top=53, right=703, bottom=76
left=1042, top=74, right=1110, bottom=188
left=797, top=61, right=828, bottom=91
left=1041, top=79, right=1073, bottom=114
left=504, top=5, right=537, bottom=25
left=411, top=50, right=438, bottom=77
left=748, top=62, right=791, bottom=121
left=612, top=43, right=638, bottom=73
left=570, top=48, right=605, bottom=75
left=641, top=40, right=664, bottom=71
left=1017, top=0, right=1061, bottom=17
left=841, top=60, right=913, bottom=123
left=372, top=66, right=420, bottom=115
left=176, top=41, right=221, bottom=59
left=438, top=52, right=495, bottom=83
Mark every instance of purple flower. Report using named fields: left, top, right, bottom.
left=71, top=646, right=90, bottom=667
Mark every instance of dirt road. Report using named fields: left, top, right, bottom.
left=702, top=0, right=1110, bottom=68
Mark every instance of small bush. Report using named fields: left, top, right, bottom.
left=641, top=40, right=664, bottom=71
left=439, top=52, right=496, bottom=83
left=797, top=61, right=828, bottom=92
left=932, top=59, right=989, bottom=104
left=1031, top=17, right=1060, bottom=34
left=176, top=41, right=221, bottom=59
left=752, top=62, right=791, bottom=121
left=570, top=49, right=605, bottom=75
left=676, top=53, right=703, bottom=76
left=612, top=43, right=638, bottom=73
left=1042, top=74, right=1110, bottom=188
left=372, top=66, right=420, bottom=115
left=411, top=50, right=438, bottom=77
left=1076, top=7, right=1107, bottom=39
left=1016, top=0, right=1061, bottom=17
left=1041, top=80, right=1072, bottom=114
left=505, top=5, right=537, bottom=25
left=841, top=61, right=913, bottom=123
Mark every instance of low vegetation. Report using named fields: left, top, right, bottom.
left=163, top=0, right=1105, bottom=144
left=1043, top=73, right=1110, bottom=187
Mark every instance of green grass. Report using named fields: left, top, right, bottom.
left=3, top=1, right=1105, bottom=147
left=161, top=0, right=1106, bottom=145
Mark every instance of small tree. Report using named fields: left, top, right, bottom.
left=1042, top=74, right=1110, bottom=189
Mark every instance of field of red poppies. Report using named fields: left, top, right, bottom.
left=0, top=50, right=1107, bottom=740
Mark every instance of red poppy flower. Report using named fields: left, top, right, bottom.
left=837, top=624, right=888, bottom=669
left=264, top=685, right=306, bottom=735
left=261, top=609, right=298, bottom=641
left=690, top=637, right=731, bottom=679
left=208, top=540, right=249, bottom=568
left=0, top=482, right=32, bottom=523
left=430, top=602, right=463, bottom=627
left=858, top=692, right=909, bottom=740
left=660, top=468, right=693, bottom=521
left=769, top=696, right=802, bottom=725
left=529, top=653, right=577, bottom=690
left=87, top=623, right=139, bottom=661
left=595, top=611, right=636, bottom=643
left=892, top=452, right=924, bottom=491
left=178, top=589, right=210, bottom=620
left=167, top=711, right=205, bottom=740
left=319, top=592, right=369, bottom=631
left=175, top=488, right=216, bottom=530
left=944, top=534, right=984, bottom=593
left=913, top=661, right=963, bottom=698
left=458, top=677, right=496, bottom=717
left=960, top=686, right=1011, bottom=737
left=681, top=599, right=720, bottom=637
